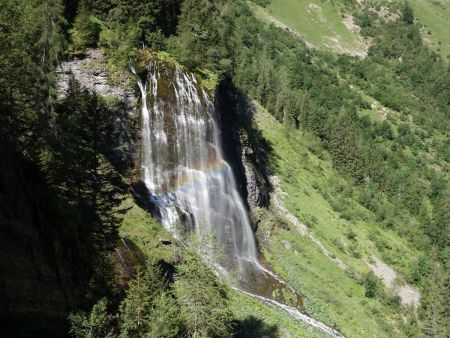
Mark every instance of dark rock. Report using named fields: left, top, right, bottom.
left=159, top=237, right=173, bottom=246
left=214, top=80, right=272, bottom=230
left=0, top=146, right=91, bottom=337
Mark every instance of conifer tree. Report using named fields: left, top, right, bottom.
left=119, top=265, right=166, bottom=338
left=421, top=258, right=447, bottom=337
left=174, top=253, right=234, bottom=338
left=47, top=79, right=125, bottom=241
left=35, top=0, right=66, bottom=113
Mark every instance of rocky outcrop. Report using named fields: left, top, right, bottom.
left=57, top=49, right=137, bottom=114
left=240, top=134, right=270, bottom=210
left=214, top=81, right=271, bottom=225
left=368, top=256, right=421, bottom=308
left=58, top=48, right=140, bottom=176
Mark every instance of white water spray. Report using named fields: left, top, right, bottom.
left=132, top=62, right=258, bottom=274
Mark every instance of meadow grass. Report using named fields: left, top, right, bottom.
left=410, top=0, right=450, bottom=57
left=254, top=103, right=419, bottom=337
left=249, top=0, right=366, bottom=54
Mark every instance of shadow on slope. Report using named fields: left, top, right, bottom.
left=0, top=142, right=92, bottom=337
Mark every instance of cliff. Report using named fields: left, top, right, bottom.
left=0, top=145, right=92, bottom=337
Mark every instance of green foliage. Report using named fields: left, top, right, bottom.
left=408, top=255, right=430, bottom=285
left=69, top=298, right=113, bottom=338
left=420, top=259, right=449, bottom=337
left=254, top=104, right=424, bottom=337
left=168, top=0, right=234, bottom=71
left=0, top=0, right=65, bottom=151
left=174, top=253, right=235, bottom=337
left=250, top=0, right=271, bottom=7
left=362, top=272, right=379, bottom=298
left=67, top=0, right=181, bottom=70
left=145, top=292, right=184, bottom=338
left=119, top=265, right=167, bottom=337
left=430, top=189, right=450, bottom=251
left=45, top=80, right=126, bottom=240
left=401, top=2, right=415, bottom=25
left=69, top=13, right=104, bottom=53
left=327, top=112, right=366, bottom=182
left=68, top=250, right=238, bottom=338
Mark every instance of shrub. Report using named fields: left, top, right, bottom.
left=363, top=272, right=379, bottom=298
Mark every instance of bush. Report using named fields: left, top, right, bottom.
left=69, top=298, right=113, bottom=338
left=363, top=272, right=379, bottom=298
left=250, top=0, right=271, bottom=7
left=401, top=2, right=415, bottom=25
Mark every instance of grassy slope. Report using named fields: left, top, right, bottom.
left=120, top=197, right=331, bottom=337
left=230, top=290, right=330, bottom=337
left=409, top=0, right=450, bottom=57
left=120, top=197, right=178, bottom=264
left=249, top=0, right=366, bottom=55
left=250, top=0, right=449, bottom=58
left=253, top=104, right=419, bottom=337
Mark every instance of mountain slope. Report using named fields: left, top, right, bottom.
left=250, top=0, right=450, bottom=58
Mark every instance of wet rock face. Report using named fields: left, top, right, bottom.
left=214, top=81, right=270, bottom=226
left=57, top=49, right=137, bottom=114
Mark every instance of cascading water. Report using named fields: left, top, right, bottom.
left=132, top=62, right=258, bottom=276
left=132, top=61, right=344, bottom=338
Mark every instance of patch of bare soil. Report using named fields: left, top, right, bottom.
left=368, top=256, right=421, bottom=308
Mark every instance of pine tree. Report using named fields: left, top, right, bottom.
left=327, top=111, right=366, bottom=181
left=421, top=258, right=447, bottom=337
left=145, top=292, right=183, bottom=338
left=119, top=265, right=166, bottom=338
left=35, top=0, right=66, bottom=113
left=174, top=253, right=234, bottom=338
left=443, top=260, right=450, bottom=337
left=47, top=80, right=125, bottom=241
left=0, top=0, right=45, bottom=151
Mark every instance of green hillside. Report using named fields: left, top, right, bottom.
left=250, top=0, right=450, bottom=58
left=249, top=0, right=367, bottom=56
left=253, top=103, right=419, bottom=337
left=1, top=0, right=449, bottom=337
left=410, top=0, right=450, bottom=56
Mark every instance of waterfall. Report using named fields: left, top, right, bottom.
left=132, top=61, right=345, bottom=337
left=132, top=62, right=258, bottom=276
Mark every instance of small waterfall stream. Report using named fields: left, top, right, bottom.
left=132, top=61, right=344, bottom=338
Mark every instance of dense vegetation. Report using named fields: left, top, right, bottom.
left=1, top=0, right=449, bottom=336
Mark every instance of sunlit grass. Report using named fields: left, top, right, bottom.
left=254, top=103, right=418, bottom=337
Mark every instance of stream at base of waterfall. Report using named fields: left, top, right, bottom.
left=131, top=61, right=344, bottom=338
